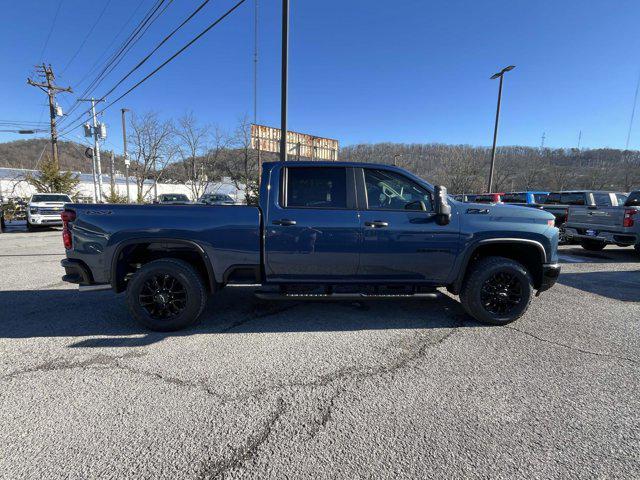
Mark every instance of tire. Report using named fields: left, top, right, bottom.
left=459, top=256, right=533, bottom=325
left=635, top=244, right=640, bottom=256
left=580, top=239, right=606, bottom=251
left=126, top=258, right=208, bottom=332
left=26, top=220, right=36, bottom=232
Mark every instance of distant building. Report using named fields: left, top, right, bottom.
left=0, top=167, right=244, bottom=203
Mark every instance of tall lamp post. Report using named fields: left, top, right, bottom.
left=487, top=65, right=515, bottom=193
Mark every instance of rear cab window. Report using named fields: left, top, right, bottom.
left=592, top=193, right=612, bottom=206
left=283, top=167, right=348, bottom=209
left=625, top=192, right=640, bottom=207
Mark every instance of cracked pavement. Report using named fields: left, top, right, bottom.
left=1, top=227, right=639, bottom=479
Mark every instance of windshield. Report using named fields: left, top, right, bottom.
left=161, top=194, right=189, bottom=202
left=31, top=194, right=71, bottom=202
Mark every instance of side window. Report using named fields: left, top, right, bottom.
left=285, top=167, right=347, bottom=209
left=615, top=193, right=628, bottom=206
left=561, top=193, right=585, bottom=205
left=364, top=169, right=433, bottom=211
left=502, top=193, right=526, bottom=204
left=545, top=193, right=561, bottom=204
left=533, top=193, right=548, bottom=204
left=592, top=193, right=612, bottom=206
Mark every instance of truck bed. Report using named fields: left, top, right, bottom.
left=66, top=203, right=262, bottom=285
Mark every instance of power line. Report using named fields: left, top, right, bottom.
left=625, top=68, right=640, bottom=150
left=59, top=0, right=172, bottom=127
left=72, top=0, right=147, bottom=89
left=39, top=0, right=64, bottom=62
left=61, top=0, right=114, bottom=75
left=60, top=0, right=247, bottom=137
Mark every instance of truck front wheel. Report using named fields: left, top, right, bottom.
left=460, top=256, right=533, bottom=325
left=126, top=258, right=207, bottom=332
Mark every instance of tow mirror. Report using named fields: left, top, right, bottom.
left=434, top=186, right=451, bottom=225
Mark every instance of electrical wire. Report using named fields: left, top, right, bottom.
left=61, top=0, right=114, bottom=75
left=39, top=0, right=64, bottom=62
left=60, top=0, right=246, bottom=137
left=59, top=0, right=171, bottom=127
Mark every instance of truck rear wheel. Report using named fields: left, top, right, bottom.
left=459, top=256, right=533, bottom=325
left=580, top=239, right=606, bottom=251
left=126, top=258, right=207, bottom=332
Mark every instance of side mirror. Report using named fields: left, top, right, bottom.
left=434, top=186, right=451, bottom=225
left=405, top=200, right=427, bottom=211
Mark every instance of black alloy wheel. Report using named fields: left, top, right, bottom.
left=138, top=273, right=188, bottom=320
left=480, top=270, right=523, bottom=316
left=126, top=258, right=208, bottom=331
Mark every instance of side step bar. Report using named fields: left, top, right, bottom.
left=254, top=291, right=439, bottom=301
left=78, top=284, right=112, bottom=292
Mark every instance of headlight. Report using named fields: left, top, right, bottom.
left=29, top=207, right=38, bottom=214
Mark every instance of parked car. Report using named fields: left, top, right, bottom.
left=60, top=161, right=560, bottom=331
left=198, top=193, right=235, bottom=205
left=563, top=190, right=639, bottom=253
left=156, top=193, right=191, bottom=205
left=26, top=193, right=72, bottom=231
left=472, top=193, right=504, bottom=204
left=502, top=191, right=549, bottom=206
left=539, top=190, right=626, bottom=243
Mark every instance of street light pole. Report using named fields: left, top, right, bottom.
left=279, top=0, right=289, bottom=162
left=487, top=65, right=515, bottom=193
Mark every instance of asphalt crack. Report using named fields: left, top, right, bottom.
left=504, top=325, right=639, bottom=366
left=196, top=398, right=287, bottom=479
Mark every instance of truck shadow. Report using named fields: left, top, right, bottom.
left=558, top=270, right=640, bottom=302
left=0, top=287, right=480, bottom=348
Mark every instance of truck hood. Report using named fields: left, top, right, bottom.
left=461, top=202, right=555, bottom=222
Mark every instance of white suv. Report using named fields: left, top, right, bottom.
left=26, top=193, right=72, bottom=231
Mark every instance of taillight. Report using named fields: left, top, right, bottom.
left=61, top=210, right=76, bottom=249
left=623, top=209, right=637, bottom=228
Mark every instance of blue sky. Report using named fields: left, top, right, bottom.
left=1, top=0, right=640, bottom=153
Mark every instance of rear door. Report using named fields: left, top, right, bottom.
left=264, top=165, right=361, bottom=281
left=568, top=192, right=625, bottom=231
left=356, top=167, right=459, bottom=283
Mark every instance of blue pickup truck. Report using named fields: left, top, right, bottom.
left=60, top=161, right=560, bottom=331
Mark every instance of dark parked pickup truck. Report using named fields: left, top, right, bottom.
left=61, top=162, right=560, bottom=331
left=564, top=190, right=639, bottom=253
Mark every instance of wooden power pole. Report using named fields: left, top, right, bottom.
left=27, top=64, right=72, bottom=168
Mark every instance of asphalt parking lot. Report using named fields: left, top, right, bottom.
left=1, top=223, right=639, bottom=479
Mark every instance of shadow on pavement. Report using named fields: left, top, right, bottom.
left=558, top=270, right=640, bottom=302
left=0, top=286, right=477, bottom=348
left=559, top=246, right=639, bottom=264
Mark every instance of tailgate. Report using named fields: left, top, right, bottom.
left=568, top=206, right=624, bottom=228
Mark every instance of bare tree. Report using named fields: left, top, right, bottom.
left=175, top=112, right=229, bottom=200
left=221, top=117, right=259, bottom=204
left=129, top=112, right=175, bottom=203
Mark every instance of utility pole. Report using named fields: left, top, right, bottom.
left=110, top=151, right=116, bottom=200
left=487, top=65, right=515, bottom=193
left=27, top=64, right=72, bottom=168
left=254, top=0, right=262, bottom=184
left=577, top=130, right=582, bottom=150
left=80, top=98, right=105, bottom=202
left=121, top=108, right=131, bottom=202
left=279, top=0, right=289, bottom=162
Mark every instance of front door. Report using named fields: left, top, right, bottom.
left=265, top=166, right=361, bottom=281
left=356, top=167, right=459, bottom=283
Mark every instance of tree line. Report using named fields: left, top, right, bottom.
left=1, top=114, right=639, bottom=202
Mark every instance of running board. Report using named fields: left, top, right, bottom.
left=78, top=284, right=112, bottom=292
left=254, top=291, right=439, bottom=301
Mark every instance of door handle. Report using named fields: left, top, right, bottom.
left=272, top=219, right=297, bottom=226
left=364, top=220, right=389, bottom=228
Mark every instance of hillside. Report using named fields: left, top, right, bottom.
left=1, top=138, right=639, bottom=193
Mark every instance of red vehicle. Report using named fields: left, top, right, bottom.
left=472, top=193, right=504, bottom=204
